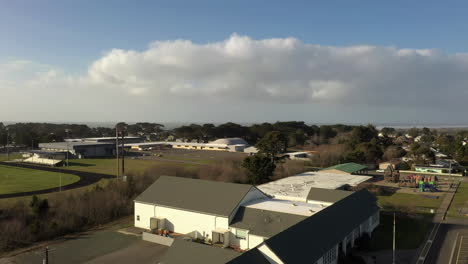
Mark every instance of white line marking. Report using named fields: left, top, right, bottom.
left=450, top=234, right=460, bottom=264
left=457, top=236, right=465, bottom=264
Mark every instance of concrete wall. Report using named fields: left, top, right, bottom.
left=135, top=202, right=230, bottom=239
left=155, top=205, right=228, bottom=239
left=248, top=234, right=265, bottom=249
left=142, top=232, right=174, bottom=246
left=135, top=202, right=156, bottom=229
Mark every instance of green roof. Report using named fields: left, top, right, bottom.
left=321, top=162, right=368, bottom=174
left=135, top=176, right=256, bottom=217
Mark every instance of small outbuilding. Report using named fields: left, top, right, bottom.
left=320, top=162, right=368, bottom=175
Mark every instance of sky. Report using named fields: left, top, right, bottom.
left=1, top=0, right=468, bottom=125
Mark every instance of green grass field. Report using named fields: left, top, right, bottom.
left=64, top=158, right=199, bottom=175
left=447, top=182, right=468, bottom=218
left=0, top=165, right=79, bottom=195
left=377, top=193, right=445, bottom=212
left=0, top=153, right=22, bottom=162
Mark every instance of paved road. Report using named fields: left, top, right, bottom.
left=424, top=224, right=468, bottom=264
left=0, top=162, right=114, bottom=199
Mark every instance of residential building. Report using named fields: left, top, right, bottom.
left=320, top=163, right=368, bottom=175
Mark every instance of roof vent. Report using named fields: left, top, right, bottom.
left=291, top=203, right=297, bottom=207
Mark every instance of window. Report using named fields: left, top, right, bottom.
left=323, top=246, right=337, bottom=264
left=235, top=229, right=247, bottom=240
left=137, top=215, right=140, bottom=221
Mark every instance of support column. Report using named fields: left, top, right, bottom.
left=342, top=237, right=347, bottom=255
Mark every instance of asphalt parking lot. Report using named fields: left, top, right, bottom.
left=425, top=224, right=468, bottom=264
left=453, top=231, right=468, bottom=264
left=6, top=230, right=168, bottom=264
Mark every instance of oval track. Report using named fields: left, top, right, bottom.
left=0, top=161, right=115, bottom=199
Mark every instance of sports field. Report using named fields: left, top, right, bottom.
left=0, top=165, right=79, bottom=195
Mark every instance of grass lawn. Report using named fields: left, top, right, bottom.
left=159, top=155, right=213, bottom=164
left=63, top=158, right=199, bottom=175
left=0, top=165, right=79, bottom=195
left=447, top=182, right=468, bottom=218
left=0, top=153, right=22, bottom=162
left=377, top=193, right=444, bottom=212
left=368, top=213, right=433, bottom=250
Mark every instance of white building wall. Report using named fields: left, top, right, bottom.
left=155, top=205, right=228, bottom=239
left=134, top=202, right=156, bottom=229
left=307, top=200, right=333, bottom=207
left=248, top=234, right=265, bottom=249
left=229, top=227, right=248, bottom=249
left=134, top=201, right=229, bottom=240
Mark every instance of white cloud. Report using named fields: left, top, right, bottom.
left=1, top=34, right=468, bottom=122
left=85, top=34, right=468, bottom=106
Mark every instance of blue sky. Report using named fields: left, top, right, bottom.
left=2, top=0, right=468, bottom=71
left=1, top=1, right=468, bottom=124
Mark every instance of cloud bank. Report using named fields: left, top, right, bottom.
left=1, top=34, right=468, bottom=122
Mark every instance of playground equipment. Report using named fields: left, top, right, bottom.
left=399, top=174, right=438, bottom=191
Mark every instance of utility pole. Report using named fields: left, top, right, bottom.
left=121, top=130, right=125, bottom=178
left=43, top=246, right=49, bottom=264
left=116, top=127, right=119, bottom=179
left=393, top=212, right=396, bottom=264
left=6, top=130, right=9, bottom=161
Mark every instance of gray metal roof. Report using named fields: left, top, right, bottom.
left=227, top=248, right=271, bottom=264
left=134, top=176, right=255, bottom=217
left=230, top=206, right=307, bottom=238
left=264, top=189, right=378, bottom=264
left=306, top=187, right=353, bottom=203
left=39, top=141, right=114, bottom=150
left=159, top=239, right=240, bottom=264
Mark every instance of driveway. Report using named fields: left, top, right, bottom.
left=4, top=230, right=168, bottom=264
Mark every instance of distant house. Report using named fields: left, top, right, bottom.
left=320, top=162, right=368, bottom=175
left=171, top=138, right=249, bottom=152
left=378, top=160, right=401, bottom=170
left=415, top=165, right=450, bottom=174
left=282, top=152, right=311, bottom=161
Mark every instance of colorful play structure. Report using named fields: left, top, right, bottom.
left=398, top=174, right=438, bottom=192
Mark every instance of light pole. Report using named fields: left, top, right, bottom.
left=393, top=212, right=396, bottom=264
left=6, top=128, right=9, bottom=161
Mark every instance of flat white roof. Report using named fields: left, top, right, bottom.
left=243, top=198, right=326, bottom=216
left=124, top=141, right=229, bottom=148
left=258, top=172, right=371, bottom=201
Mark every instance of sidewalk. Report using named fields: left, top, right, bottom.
left=433, top=182, right=460, bottom=223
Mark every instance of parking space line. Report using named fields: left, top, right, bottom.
left=457, top=236, right=466, bottom=264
